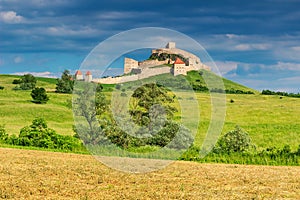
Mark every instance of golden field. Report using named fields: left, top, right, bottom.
left=0, top=148, right=299, bottom=199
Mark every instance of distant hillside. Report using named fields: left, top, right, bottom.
left=0, top=74, right=73, bottom=136
left=1, top=73, right=299, bottom=151
left=186, top=70, right=257, bottom=93
left=119, top=69, right=257, bottom=94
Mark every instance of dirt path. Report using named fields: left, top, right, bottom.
left=0, top=148, right=299, bottom=199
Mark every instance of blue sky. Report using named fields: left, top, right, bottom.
left=0, top=0, right=300, bottom=92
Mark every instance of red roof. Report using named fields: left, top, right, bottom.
left=174, top=57, right=185, bottom=64
left=86, top=71, right=92, bottom=75
left=75, top=70, right=82, bottom=75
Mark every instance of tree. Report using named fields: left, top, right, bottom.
left=13, top=74, right=37, bottom=90
left=31, top=87, right=49, bottom=104
left=129, top=83, right=177, bottom=127
left=56, top=70, right=74, bottom=93
left=73, top=82, right=109, bottom=145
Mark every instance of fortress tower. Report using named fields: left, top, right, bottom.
left=124, top=57, right=139, bottom=74
left=173, top=58, right=187, bottom=76
left=75, top=70, right=83, bottom=80
left=85, top=71, right=92, bottom=82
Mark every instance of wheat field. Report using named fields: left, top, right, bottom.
left=0, top=148, right=299, bottom=199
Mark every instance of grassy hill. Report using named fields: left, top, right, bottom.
left=0, top=72, right=299, bottom=151
left=0, top=75, right=74, bottom=136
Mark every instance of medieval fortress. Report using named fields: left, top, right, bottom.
left=75, top=42, right=210, bottom=84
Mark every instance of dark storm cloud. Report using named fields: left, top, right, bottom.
left=1, top=0, right=300, bottom=53
left=1, top=0, right=300, bottom=92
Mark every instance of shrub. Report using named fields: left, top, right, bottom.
left=0, top=86, right=4, bottom=90
left=19, top=74, right=37, bottom=90
left=12, top=79, right=22, bottom=84
left=0, top=125, right=8, bottom=141
left=11, top=74, right=37, bottom=90
left=121, top=92, right=127, bottom=97
left=18, top=118, right=82, bottom=150
left=115, top=84, right=121, bottom=90
left=214, top=126, right=253, bottom=153
left=31, top=87, right=49, bottom=104
left=96, top=84, right=103, bottom=92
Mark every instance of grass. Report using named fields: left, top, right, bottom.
left=198, top=93, right=300, bottom=150
left=1, top=73, right=300, bottom=151
left=186, top=70, right=258, bottom=93
left=0, top=75, right=74, bottom=136
left=0, top=147, right=299, bottom=199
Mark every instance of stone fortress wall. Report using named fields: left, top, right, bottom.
left=93, top=66, right=171, bottom=84
left=83, top=42, right=211, bottom=84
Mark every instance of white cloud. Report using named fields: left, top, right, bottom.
left=0, top=11, right=24, bottom=23
left=13, top=56, right=23, bottom=63
left=206, top=61, right=239, bottom=75
left=46, top=25, right=100, bottom=37
left=13, top=71, right=58, bottom=78
left=275, top=62, right=300, bottom=71
left=200, top=34, right=273, bottom=52
left=291, top=46, right=300, bottom=51
left=234, top=43, right=271, bottom=51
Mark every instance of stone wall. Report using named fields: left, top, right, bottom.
left=138, top=59, right=168, bottom=68
left=94, top=66, right=171, bottom=84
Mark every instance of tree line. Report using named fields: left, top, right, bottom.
left=261, top=89, right=300, bottom=98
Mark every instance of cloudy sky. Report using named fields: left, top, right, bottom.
left=0, top=0, right=300, bottom=92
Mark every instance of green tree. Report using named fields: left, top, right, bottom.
left=13, top=74, right=37, bottom=90
left=56, top=70, right=74, bottom=93
left=73, top=82, right=109, bottom=145
left=129, top=83, right=177, bottom=127
left=31, top=87, right=49, bottom=104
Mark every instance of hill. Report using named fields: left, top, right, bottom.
left=0, top=147, right=299, bottom=199
left=0, top=73, right=299, bottom=151
left=0, top=74, right=74, bottom=136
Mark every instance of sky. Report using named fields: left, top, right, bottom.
left=0, top=0, right=300, bottom=92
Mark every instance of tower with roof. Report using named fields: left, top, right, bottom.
left=75, top=70, right=83, bottom=80
left=173, top=57, right=187, bottom=76
left=85, top=71, right=92, bottom=82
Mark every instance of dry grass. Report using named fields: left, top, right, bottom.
left=0, top=148, right=299, bottom=199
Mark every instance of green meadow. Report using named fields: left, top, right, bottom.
left=0, top=73, right=300, bottom=151
left=0, top=75, right=74, bottom=136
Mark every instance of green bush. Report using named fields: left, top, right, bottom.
left=0, top=125, right=8, bottom=141
left=15, top=74, right=37, bottom=90
left=31, top=87, right=49, bottom=104
left=214, top=126, right=253, bottom=153
left=0, top=86, right=4, bottom=90
left=22, top=74, right=37, bottom=90
left=12, top=79, right=22, bottom=84
left=17, top=118, right=82, bottom=150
